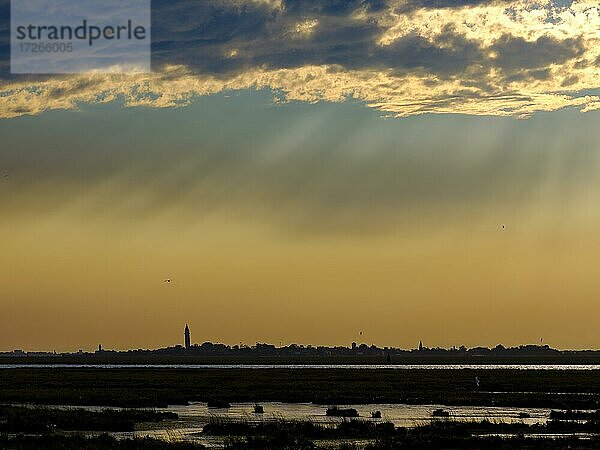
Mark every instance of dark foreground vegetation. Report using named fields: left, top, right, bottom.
left=203, top=416, right=600, bottom=440
left=0, top=434, right=201, bottom=450
left=0, top=406, right=187, bottom=449
left=1, top=368, right=599, bottom=408
left=217, top=420, right=600, bottom=449
left=361, top=420, right=600, bottom=450
left=2, top=419, right=600, bottom=449
left=550, top=409, right=600, bottom=420
left=0, top=405, right=177, bottom=432
left=2, top=405, right=600, bottom=449
left=204, top=418, right=396, bottom=441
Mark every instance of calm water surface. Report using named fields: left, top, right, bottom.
left=13, top=401, right=600, bottom=448
left=2, top=364, right=600, bottom=369
left=62, top=401, right=554, bottom=447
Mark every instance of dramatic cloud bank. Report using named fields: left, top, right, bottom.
left=0, top=0, right=599, bottom=118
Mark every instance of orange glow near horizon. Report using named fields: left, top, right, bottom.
left=2, top=204, right=600, bottom=351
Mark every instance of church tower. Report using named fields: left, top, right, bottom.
left=184, top=324, right=191, bottom=350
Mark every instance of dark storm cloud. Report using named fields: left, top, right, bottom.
left=0, top=0, right=587, bottom=81
left=281, top=0, right=387, bottom=16
left=490, top=35, right=585, bottom=71
left=147, top=0, right=584, bottom=79
left=376, top=28, right=485, bottom=76
left=395, top=0, right=513, bottom=13
left=151, top=0, right=273, bottom=43
left=0, top=0, right=596, bottom=120
left=150, top=0, right=385, bottom=73
left=0, top=0, right=9, bottom=77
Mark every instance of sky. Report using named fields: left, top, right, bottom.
left=1, top=0, right=600, bottom=351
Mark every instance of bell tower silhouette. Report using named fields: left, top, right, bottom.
left=184, top=324, right=191, bottom=350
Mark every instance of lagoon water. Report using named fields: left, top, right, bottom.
left=2, top=364, right=600, bottom=369
left=51, top=401, right=553, bottom=447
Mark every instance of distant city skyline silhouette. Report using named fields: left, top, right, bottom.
left=2, top=324, right=599, bottom=360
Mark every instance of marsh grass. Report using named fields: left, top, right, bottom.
left=0, top=434, right=201, bottom=449
left=549, top=409, right=600, bottom=420
left=2, top=417, right=600, bottom=449
left=203, top=417, right=394, bottom=438
left=207, top=418, right=600, bottom=449
left=2, top=368, right=599, bottom=408
left=0, top=405, right=177, bottom=432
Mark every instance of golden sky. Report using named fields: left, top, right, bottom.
left=2, top=100, right=600, bottom=350
left=1, top=1, right=600, bottom=351
left=2, top=209, right=600, bottom=351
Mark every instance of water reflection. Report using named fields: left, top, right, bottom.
left=121, top=402, right=551, bottom=445
left=19, top=401, right=597, bottom=447
left=2, top=364, right=600, bottom=370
